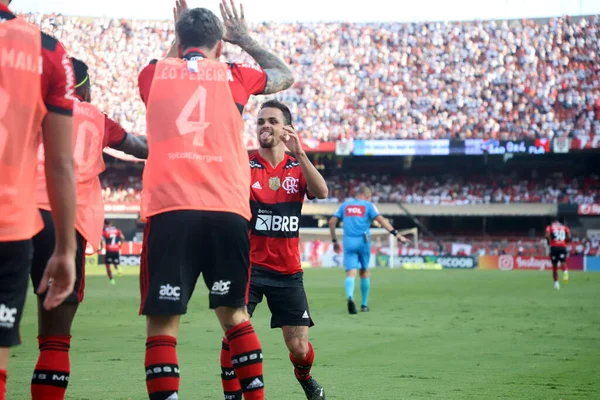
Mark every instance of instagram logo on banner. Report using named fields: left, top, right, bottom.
left=499, top=255, right=514, bottom=271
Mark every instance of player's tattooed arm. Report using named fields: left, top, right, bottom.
left=219, top=0, right=294, bottom=94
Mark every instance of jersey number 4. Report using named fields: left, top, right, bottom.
left=176, top=86, right=211, bottom=147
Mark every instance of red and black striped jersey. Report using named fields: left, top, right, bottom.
left=545, top=223, right=570, bottom=248
left=249, top=152, right=312, bottom=275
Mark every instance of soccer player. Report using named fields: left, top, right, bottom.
left=29, top=57, right=148, bottom=400
left=101, top=220, right=126, bottom=283
left=329, top=187, right=408, bottom=314
left=136, top=1, right=294, bottom=399
left=0, top=2, right=77, bottom=398
left=545, top=218, right=571, bottom=290
left=220, top=100, right=328, bottom=400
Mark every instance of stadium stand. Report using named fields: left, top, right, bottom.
left=23, top=13, right=600, bottom=145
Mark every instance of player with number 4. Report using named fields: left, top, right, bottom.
left=30, top=57, right=148, bottom=399
left=136, top=1, right=294, bottom=399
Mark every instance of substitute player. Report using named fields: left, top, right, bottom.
left=0, top=2, right=77, bottom=398
left=220, top=100, right=328, bottom=400
left=329, top=187, right=408, bottom=314
left=545, top=219, right=571, bottom=290
left=30, top=57, right=148, bottom=399
left=101, top=220, right=126, bottom=283
left=137, top=1, right=294, bottom=399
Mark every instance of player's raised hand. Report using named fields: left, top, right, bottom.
left=38, top=251, right=76, bottom=310
left=280, top=125, right=303, bottom=155
left=173, top=0, right=189, bottom=23
left=219, top=0, right=250, bottom=45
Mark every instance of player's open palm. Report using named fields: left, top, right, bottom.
left=281, top=125, right=302, bottom=155
left=219, top=0, right=249, bottom=45
left=38, top=251, right=76, bottom=310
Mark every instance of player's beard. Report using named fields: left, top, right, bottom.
left=258, top=130, right=275, bottom=148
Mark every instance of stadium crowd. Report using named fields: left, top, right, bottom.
left=23, top=13, right=600, bottom=144
left=99, top=165, right=600, bottom=205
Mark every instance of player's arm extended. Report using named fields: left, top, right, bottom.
left=329, top=216, right=339, bottom=242
left=375, top=215, right=410, bottom=243
left=113, top=134, right=148, bottom=160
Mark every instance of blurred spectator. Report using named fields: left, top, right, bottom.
left=22, top=14, right=600, bottom=144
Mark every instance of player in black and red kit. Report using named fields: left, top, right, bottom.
left=0, top=2, right=77, bottom=398
left=219, top=100, right=328, bottom=400
left=101, top=220, right=125, bottom=284
left=545, top=219, right=572, bottom=290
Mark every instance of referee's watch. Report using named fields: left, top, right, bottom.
left=390, top=229, right=398, bottom=236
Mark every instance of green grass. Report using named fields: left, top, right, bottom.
left=7, top=268, right=600, bottom=399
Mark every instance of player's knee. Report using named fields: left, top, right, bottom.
left=146, top=315, right=180, bottom=338
left=215, top=306, right=250, bottom=332
left=359, top=269, right=369, bottom=279
left=286, top=338, right=309, bottom=359
left=346, top=269, right=357, bottom=278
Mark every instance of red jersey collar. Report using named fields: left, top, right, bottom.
left=0, top=3, right=10, bottom=12
left=256, top=152, right=289, bottom=172
left=182, top=48, right=207, bottom=58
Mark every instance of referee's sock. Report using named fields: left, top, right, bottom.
left=226, top=321, right=264, bottom=400
left=360, top=277, right=371, bottom=307
left=344, top=276, right=355, bottom=300
left=220, top=337, right=242, bottom=400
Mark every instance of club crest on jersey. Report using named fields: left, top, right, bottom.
left=269, top=177, right=281, bottom=191
left=282, top=176, right=299, bottom=194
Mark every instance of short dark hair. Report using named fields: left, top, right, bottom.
left=104, top=219, right=111, bottom=225
left=260, top=100, right=293, bottom=126
left=176, top=8, right=224, bottom=50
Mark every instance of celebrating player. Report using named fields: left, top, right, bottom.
left=136, top=1, right=294, bottom=399
left=545, top=218, right=571, bottom=290
left=0, top=1, right=77, bottom=398
left=30, top=57, right=148, bottom=399
left=100, top=220, right=126, bottom=284
left=220, top=100, right=328, bottom=400
left=329, top=187, right=409, bottom=314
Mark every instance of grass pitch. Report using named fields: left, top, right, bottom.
left=7, top=267, right=600, bottom=399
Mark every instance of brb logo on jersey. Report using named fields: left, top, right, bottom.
left=255, top=209, right=299, bottom=233
left=282, top=176, right=299, bottom=194
left=345, top=205, right=366, bottom=217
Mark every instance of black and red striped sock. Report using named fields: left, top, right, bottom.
left=290, top=342, right=315, bottom=381
left=31, top=336, right=71, bottom=400
left=553, top=266, right=558, bottom=282
left=145, top=335, right=179, bottom=400
left=221, top=337, right=242, bottom=400
left=0, top=369, right=6, bottom=400
left=226, top=321, right=264, bottom=400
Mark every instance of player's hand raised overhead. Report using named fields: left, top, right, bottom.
left=173, top=0, right=189, bottom=23
left=280, top=125, right=303, bottom=155
left=219, top=0, right=250, bottom=45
